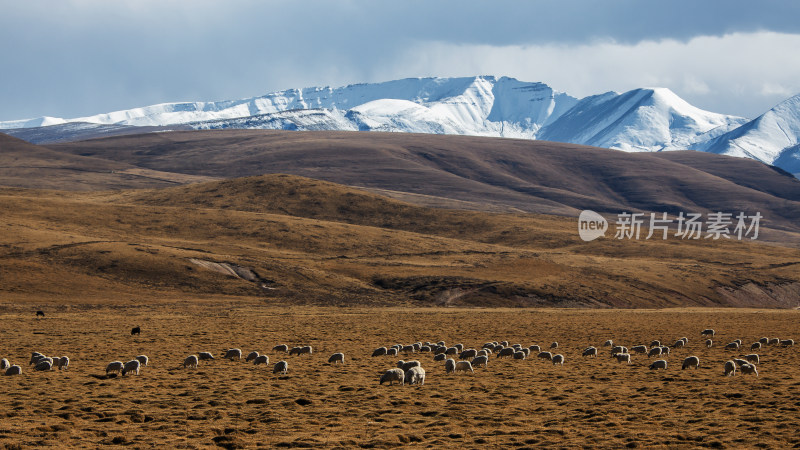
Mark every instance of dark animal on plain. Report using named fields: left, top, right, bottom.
left=36, top=310, right=45, bottom=317
left=131, top=326, right=141, bottom=336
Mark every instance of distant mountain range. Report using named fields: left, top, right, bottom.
left=2, top=76, right=798, bottom=177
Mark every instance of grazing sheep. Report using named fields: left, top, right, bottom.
left=482, top=342, right=494, bottom=349
left=460, top=349, right=478, bottom=359
left=680, top=337, right=689, bottom=345
left=472, top=355, right=489, bottom=368
left=433, top=346, right=446, bottom=355
left=30, top=352, right=44, bottom=364
left=183, top=355, right=199, bottom=369
left=732, top=358, right=749, bottom=367
left=445, top=358, right=456, bottom=374
left=5, top=365, right=22, bottom=376
left=58, top=356, right=70, bottom=370
left=681, top=356, right=700, bottom=370
left=273, top=360, right=288, bottom=374
left=660, top=346, right=671, bottom=355
left=745, top=354, right=760, bottom=364
left=529, top=345, right=541, bottom=353
left=740, top=363, right=758, bottom=376
left=521, top=348, right=530, bottom=357
left=537, top=351, right=553, bottom=361
left=106, top=361, right=125, bottom=374
left=550, top=342, right=558, bottom=349
left=397, top=360, right=420, bottom=371
left=412, top=343, right=422, bottom=352
left=0, top=358, right=9, bottom=370
left=198, top=352, right=215, bottom=361
left=300, top=346, right=313, bottom=355
left=603, top=340, right=614, bottom=347
left=701, top=329, right=715, bottom=337
left=131, top=326, right=141, bottom=336
left=497, top=347, right=515, bottom=359
left=121, top=359, right=140, bottom=376
left=34, top=360, right=52, bottom=371
left=445, top=347, right=458, bottom=356
left=673, top=340, right=685, bottom=349
left=500, top=341, right=509, bottom=347
left=436, top=341, right=446, bottom=347
left=245, top=351, right=260, bottom=362
left=328, top=353, right=345, bottom=365
left=705, top=339, right=713, bottom=348
left=405, top=366, right=426, bottom=386
left=552, top=354, right=564, bottom=365
left=224, top=348, right=242, bottom=360
left=780, top=339, right=795, bottom=347
left=253, top=355, right=269, bottom=365
left=614, top=353, right=631, bottom=364
left=401, top=345, right=415, bottom=354
left=724, top=342, right=740, bottom=351
left=650, top=340, right=661, bottom=348
left=724, top=360, right=736, bottom=376
left=31, top=355, right=50, bottom=366
left=768, top=338, right=780, bottom=346
left=453, top=344, right=464, bottom=353
left=759, top=337, right=769, bottom=345
left=420, top=346, right=431, bottom=353
left=433, top=353, right=446, bottom=361
left=135, top=355, right=148, bottom=367
left=611, top=346, right=628, bottom=356
left=476, top=350, right=489, bottom=358
left=582, top=347, right=598, bottom=357
left=512, top=351, right=526, bottom=360
left=289, top=347, right=302, bottom=356
left=36, top=310, right=45, bottom=317
left=733, top=339, right=742, bottom=345
left=379, top=368, right=404, bottom=385
left=631, top=345, right=648, bottom=354
left=272, top=344, right=289, bottom=353
left=387, top=348, right=398, bottom=356
left=649, top=360, right=668, bottom=370
left=455, top=361, right=474, bottom=373
left=647, top=347, right=662, bottom=358
left=750, top=342, right=762, bottom=351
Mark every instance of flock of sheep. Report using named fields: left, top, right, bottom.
left=4, top=328, right=794, bottom=384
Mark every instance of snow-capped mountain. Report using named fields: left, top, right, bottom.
left=2, top=76, right=798, bottom=177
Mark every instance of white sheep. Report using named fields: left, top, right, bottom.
left=744, top=354, right=760, bottom=364
left=497, top=347, right=515, bottom=359
left=650, top=340, right=661, bottom=348
left=455, top=361, right=474, bottom=373
left=445, top=347, right=458, bottom=356
left=529, top=345, right=541, bottom=353
left=0, top=358, right=9, bottom=370
left=122, top=359, right=140, bottom=376
left=614, top=353, right=631, bottom=364
left=705, top=339, right=713, bottom=348
left=445, top=358, right=456, bottom=374
left=401, top=345, right=415, bottom=354
left=511, top=351, right=525, bottom=360
left=647, top=347, right=662, bottom=358
left=300, top=345, right=313, bottom=355
left=500, top=341, right=509, bottom=347
left=724, top=342, right=740, bottom=351
left=780, top=339, right=795, bottom=347
left=246, top=351, right=260, bottom=362
left=436, top=341, right=446, bottom=347
left=631, top=345, right=648, bottom=354
left=405, top=366, right=425, bottom=385
left=740, top=363, right=758, bottom=376
left=224, top=348, right=242, bottom=360
left=371, top=347, right=387, bottom=357
left=397, top=360, right=420, bottom=371
left=603, top=340, right=613, bottom=347
left=611, top=345, right=628, bottom=356
left=552, top=354, right=564, bottom=365
left=520, top=348, right=530, bottom=357
left=476, top=349, right=489, bottom=358
left=5, top=365, right=21, bottom=376
left=673, top=340, right=685, bottom=349
left=681, top=356, right=700, bottom=370
left=34, top=360, right=52, bottom=371
left=328, top=353, right=345, bottom=365
left=537, top=351, right=553, bottom=361
left=198, top=352, right=215, bottom=361
left=768, top=338, right=780, bottom=346
left=379, top=368, right=404, bottom=385
left=387, top=348, right=398, bottom=356
left=412, top=343, right=422, bottom=352
left=273, top=360, right=288, bottom=374
left=471, top=355, right=489, bottom=368
left=433, top=353, right=446, bottom=362
left=253, top=355, right=269, bottom=365
left=660, top=346, right=671, bottom=355
left=701, top=329, right=715, bottom=337
left=460, top=349, right=478, bottom=359
left=30, top=354, right=48, bottom=366
left=724, top=360, right=736, bottom=376
left=135, top=355, right=148, bottom=367
left=550, top=342, right=558, bottom=349
left=30, top=352, right=44, bottom=364
left=272, top=344, right=289, bottom=353
left=750, top=342, right=762, bottom=351
left=649, top=360, right=668, bottom=370
left=420, top=346, right=431, bottom=353
left=58, top=356, right=70, bottom=370
left=106, top=361, right=124, bottom=374
left=184, top=355, right=199, bottom=369
left=582, top=347, right=598, bottom=357
left=680, top=337, right=689, bottom=345
left=732, top=358, right=749, bottom=367
left=454, top=344, right=464, bottom=353
left=759, top=337, right=769, bottom=345
left=733, top=339, right=742, bottom=345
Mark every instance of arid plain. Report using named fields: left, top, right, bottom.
left=1, top=130, right=799, bottom=448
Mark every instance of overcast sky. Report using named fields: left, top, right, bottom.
left=2, top=0, right=799, bottom=121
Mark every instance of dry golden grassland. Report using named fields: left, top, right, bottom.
left=0, top=305, right=798, bottom=448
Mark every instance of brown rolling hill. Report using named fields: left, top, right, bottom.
left=43, top=130, right=800, bottom=237
left=1, top=173, right=798, bottom=308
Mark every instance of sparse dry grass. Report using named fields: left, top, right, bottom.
left=0, top=304, right=798, bottom=448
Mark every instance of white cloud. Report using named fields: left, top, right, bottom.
left=374, top=32, right=800, bottom=118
